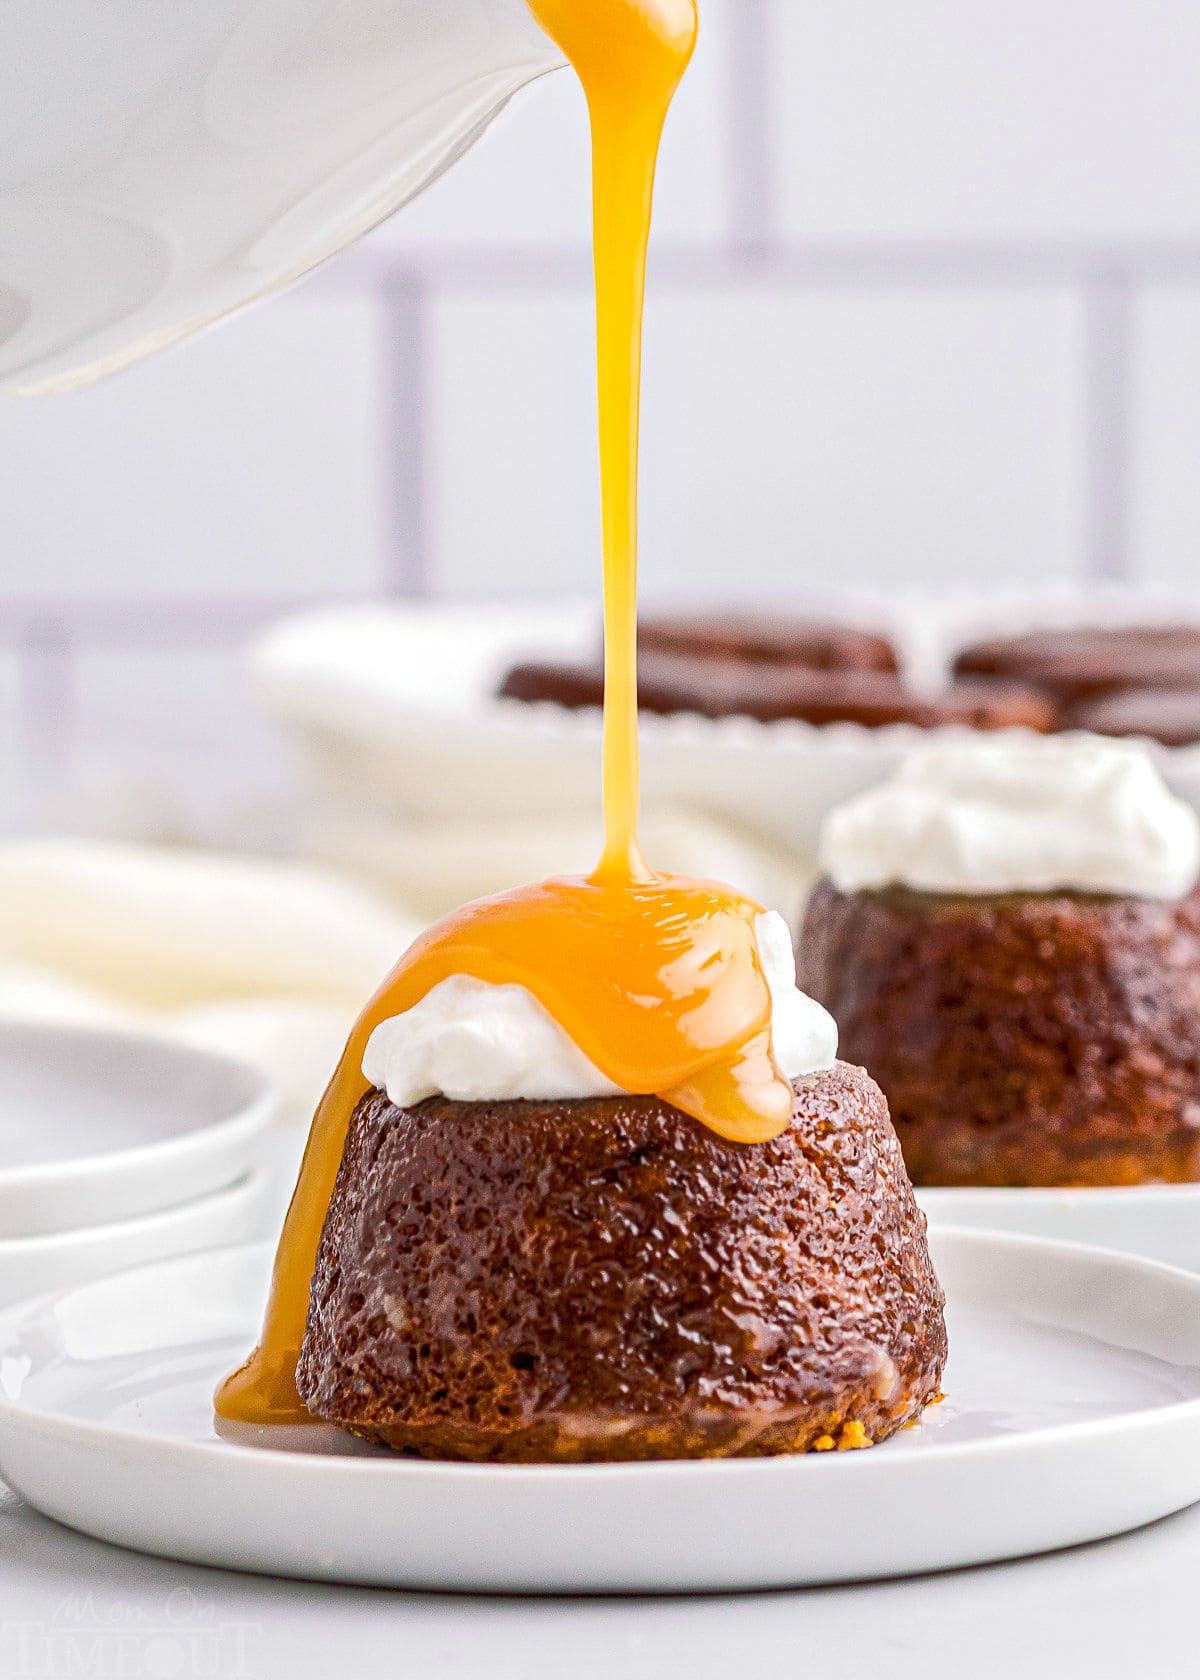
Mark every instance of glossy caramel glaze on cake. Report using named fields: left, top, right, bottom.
left=799, top=877, right=1200, bottom=1188
left=296, top=1063, right=946, bottom=1461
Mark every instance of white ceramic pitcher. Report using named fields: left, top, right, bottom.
left=0, top=0, right=564, bottom=394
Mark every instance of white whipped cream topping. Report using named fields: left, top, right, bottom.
left=362, top=910, right=837, bottom=1106
left=820, top=735, right=1200, bottom=899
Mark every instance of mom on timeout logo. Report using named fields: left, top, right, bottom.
left=1, top=1587, right=258, bottom=1678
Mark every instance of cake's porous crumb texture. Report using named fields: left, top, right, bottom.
left=799, top=878, right=1200, bottom=1187
left=295, top=1065, right=946, bottom=1462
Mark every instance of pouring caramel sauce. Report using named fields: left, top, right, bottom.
left=216, top=0, right=796, bottom=1427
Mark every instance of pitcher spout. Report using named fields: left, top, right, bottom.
left=0, top=0, right=564, bottom=393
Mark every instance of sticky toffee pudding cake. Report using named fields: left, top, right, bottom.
left=219, top=887, right=948, bottom=1461
left=799, top=737, right=1200, bottom=1188
left=286, top=908, right=945, bottom=1461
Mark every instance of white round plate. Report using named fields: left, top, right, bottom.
left=0, top=1169, right=274, bottom=1310
left=919, top=1184, right=1200, bottom=1273
left=0, top=1021, right=274, bottom=1238
left=2, top=1227, right=1199, bottom=1593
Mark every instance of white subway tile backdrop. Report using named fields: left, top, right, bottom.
left=2, top=0, right=1200, bottom=829
left=0, top=294, right=389, bottom=600
left=772, top=1, right=1200, bottom=240
left=1133, top=288, right=1200, bottom=587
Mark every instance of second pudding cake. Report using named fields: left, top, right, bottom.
left=799, top=736, right=1200, bottom=1188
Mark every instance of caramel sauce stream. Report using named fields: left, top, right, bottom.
left=216, top=0, right=794, bottom=1426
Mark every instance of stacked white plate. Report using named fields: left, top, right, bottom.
left=0, top=1019, right=275, bottom=1307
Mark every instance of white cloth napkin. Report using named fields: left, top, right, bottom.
left=0, top=838, right=416, bottom=1008
left=0, top=840, right=420, bottom=1119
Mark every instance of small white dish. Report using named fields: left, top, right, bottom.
left=919, top=1183, right=1200, bottom=1273
left=2, top=1227, right=1199, bottom=1593
left=0, top=1169, right=273, bottom=1309
left=0, top=1021, right=274, bottom=1238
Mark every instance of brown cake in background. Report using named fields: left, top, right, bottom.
left=499, top=659, right=610, bottom=711
left=638, top=610, right=898, bottom=672
left=500, top=615, right=1200, bottom=742
left=296, top=1064, right=946, bottom=1462
left=499, top=653, right=1054, bottom=731
left=954, top=626, right=1200, bottom=708
left=798, top=878, right=1200, bottom=1188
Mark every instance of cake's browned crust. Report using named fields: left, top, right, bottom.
left=954, top=626, right=1200, bottom=707
left=798, top=877, right=1200, bottom=1187
left=296, top=1065, right=946, bottom=1462
left=498, top=654, right=1054, bottom=731
left=638, top=611, right=899, bottom=672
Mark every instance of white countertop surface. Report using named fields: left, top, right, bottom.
left=2, top=1478, right=1197, bottom=1680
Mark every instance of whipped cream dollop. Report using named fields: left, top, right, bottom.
left=820, top=735, right=1200, bottom=899
left=362, top=910, right=837, bottom=1107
